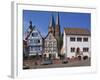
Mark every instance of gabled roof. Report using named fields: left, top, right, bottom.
left=23, top=40, right=27, bottom=48
left=44, top=32, right=57, bottom=41
left=64, top=28, right=90, bottom=36
left=25, top=27, right=33, bottom=40
left=25, top=26, right=43, bottom=40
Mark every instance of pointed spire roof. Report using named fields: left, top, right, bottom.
left=56, top=13, right=60, bottom=25
left=29, top=20, right=33, bottom=30
left=25, top=21, right=33, bottom=40
left=49, top=14, right=55, bottom=27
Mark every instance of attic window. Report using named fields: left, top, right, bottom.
left=49, top=35, right=52, bottom=39
left=32, top=33, right=38, bottom=37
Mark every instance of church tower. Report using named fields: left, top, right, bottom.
left=48, top=14, right=55, bottom=36
left=55, top=13, right=61, bottom=55
left=55, top=13, right=61, bottom=40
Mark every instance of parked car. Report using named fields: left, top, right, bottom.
left=62, top=59, right=68, bottom=64
left=41, top=60, right=53, bottom=65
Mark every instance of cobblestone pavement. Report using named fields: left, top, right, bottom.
left=23, top=58, right=90, bottom=69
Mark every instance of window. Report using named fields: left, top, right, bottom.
left=77, top=37, right=82, bottom=42
left=53, top=44, right=56, bottom=47
left=53, top=48, right=57, bottom=52
left=32, top=33, right=34, bottom=37
left=38, top=40, right=40, bottom=43
left=34, top=39, right=40, bottom=44
left=70, top=47, right=75, bottom=52
left=49, top=44, right=52, bottom=48
left=45, top=43, right=47, bottom=47
left=83, top=38, right=88, bottom=42
left=32, top=32, right=38, bottom=37
left=49, top=41, right=52, bottom=44
left=49, top=35, right=52, bottom=39
left=54, top=41, right=56, bottom=44
left=29, top=46, right=33, bottom=51
left=70, top=37, right=75, bottom=41
left=47, top=44, right=49, bottom=48
left=29, top=39, right=33, bottom=44
left=83, top=48, right=89, bottom=52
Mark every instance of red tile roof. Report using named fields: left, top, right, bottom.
left=64, top=28, right=90, bottom=36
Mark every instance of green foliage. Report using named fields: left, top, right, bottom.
left=59, top=33, right=63, bottom=49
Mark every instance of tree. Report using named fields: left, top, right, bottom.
left=58, top=33, right=63, bottom=56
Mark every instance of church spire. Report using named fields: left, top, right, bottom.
left=48, top=14, right=55, bottom=35
left=29, top=20, right=33, bottom=30
left=49, top=14, right=55, bottom=27
left=55, top=13, right=61, bottom=56
left=55, top=13, right=60, bottom=37
left=56, top=13, right=59, bottom=25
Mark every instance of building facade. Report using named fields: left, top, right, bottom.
left=44, top=32, right=58, bottom=59
left=61, top=28, right=91, bottom=59
left=25, top=21, right=43, bottom=56
left=43, top=13, right=62, bottom=59
left=48, top=13, right=61, bottom=56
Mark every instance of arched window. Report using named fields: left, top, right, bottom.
left=76, top=47, right=80, bottom=54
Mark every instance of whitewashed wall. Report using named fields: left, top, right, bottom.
left=62, top=31, right=91, bottom=58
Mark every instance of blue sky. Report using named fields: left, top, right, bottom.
left=23, top=10, right=91, bottom=37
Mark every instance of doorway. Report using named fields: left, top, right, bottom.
left=76, top=47, right=80, bottom=55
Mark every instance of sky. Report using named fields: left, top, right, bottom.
left=23, top=10, right=91, bottom=37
